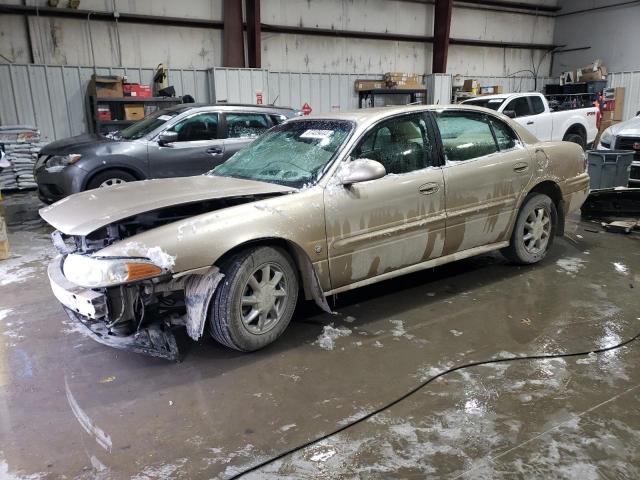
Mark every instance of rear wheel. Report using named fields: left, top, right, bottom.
left=86, top=169, right=137, bottom=190
left=502, top=193, right=556, bottom=264
left=563, top=132, right=586, bottom=150
left=210, top=246, right=299, bottom=351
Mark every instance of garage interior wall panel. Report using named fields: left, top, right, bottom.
left=607, top=71, right=640, bottom=121
left=0, top=64, right=211, bottom=141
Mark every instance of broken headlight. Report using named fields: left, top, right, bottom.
left=46, top=154, right=82, bottom=171
left=63, top=254, right=164, bottom=288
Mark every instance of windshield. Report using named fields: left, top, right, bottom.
left=117, top=109, right=183, bottom=140
left=463, top=98, right=506, bottom=111
left=211, top=120, right=354, bottom=187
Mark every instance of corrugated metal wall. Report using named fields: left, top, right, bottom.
left=0, top=64, right=211, bottom=141
left=607, top=71, right=640, bottom=121
left=458, top=75, right=555, bottom=93
left=211, top=68, right=381, bottom=112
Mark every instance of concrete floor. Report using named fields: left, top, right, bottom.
left=1, top=191, right=639, bottom=479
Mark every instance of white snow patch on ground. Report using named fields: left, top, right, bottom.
left=280, top=424, right=296, bottom=432
left=389, top=320, right=406, bottom=337
left=344, top=316, right=356, bottom=323
left=313, top=325, right=352, bottom=350
left=310, top=449, right=336, bottom=462
left=131, top=458, right=187, bottom=480
left=576, top=352, right=598, bottom=365
left=372, top=340, right=384, bottom=348
left=0, top=457, right=46, bottom=480
left=612, top=262, right=628, bottom=275
left=450, top=329, right=463, bottom=337
left=556, top=257, right=586, bottom=275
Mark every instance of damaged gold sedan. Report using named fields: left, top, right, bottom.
left=40, top=105, right=589, bottom=360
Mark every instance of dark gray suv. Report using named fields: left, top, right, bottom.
left=35, top=103, right=301, bottom=203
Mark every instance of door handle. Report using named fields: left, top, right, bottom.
left=513, top=162, right=529, bottom=173
left=419, top=183, right=440, bottom=195
left=206, top=147, right=224, bottom=156
left=526, top=121, right=535, bottom=125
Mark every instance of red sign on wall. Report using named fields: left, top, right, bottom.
left=302, top=102, right=312, bottom=115
left=256, top=91, right=263, bottom=105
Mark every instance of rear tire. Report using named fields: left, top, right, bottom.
left=86, top=169, right=137, bottom=190
left=563, top=132, right=586, bottom=150
left=502, top=193, right=557, bottom=265
left=210, top=246, right=299, bottom=351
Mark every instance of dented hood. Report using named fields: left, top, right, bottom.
left=39, top=175, right=296, bottom=236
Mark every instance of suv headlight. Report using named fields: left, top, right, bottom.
left=46, top=154, right=82, bottom=171
left=63, top=254, right=165, bottom=288
left=598, top=128, right=613, bottom=149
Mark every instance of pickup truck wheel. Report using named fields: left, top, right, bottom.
left=210, top=246, right=299, bottom=351
left=502, top=193, right=557, bottom=265
left=86, top=169, right=137, bottom=190
left=563, top=133, right=586, bottom=150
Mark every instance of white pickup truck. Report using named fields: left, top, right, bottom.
left=462, top=92, right=598, bottom=149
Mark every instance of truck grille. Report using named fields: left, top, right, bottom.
left=616, top=137, right=640, bottom=162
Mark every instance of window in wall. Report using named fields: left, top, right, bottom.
left=353, top=114, right=434, bottom=174
left=435, top=111, right=498, bottom=162
left=226, top=113, right=270, bottom=138
left=169, top=113, right=219, bottom=142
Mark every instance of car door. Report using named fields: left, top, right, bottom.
left=221, top=112, right=273, bottom=160
left=147, top=111, right=224, bottom=178
left=503, top=96, right=539, bottom=137
left=528, top=95, right=552, bottom=141
left=324, top=112, right=446, bottom=289
left=434, top=110, right=534, bottom=254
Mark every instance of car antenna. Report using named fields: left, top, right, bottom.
left=270, top=95, right=279, bottom=106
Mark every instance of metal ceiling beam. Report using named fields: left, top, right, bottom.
left=432, top=0, right=453, bottom=73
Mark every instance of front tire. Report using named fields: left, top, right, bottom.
left=210, top=246, right=299, bottom=351
left=86, top=169, right=137, bottom=190
left=502, top=193, right=557, bottom=264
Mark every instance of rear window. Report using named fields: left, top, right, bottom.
left=462, top=98, right=505, bottom=111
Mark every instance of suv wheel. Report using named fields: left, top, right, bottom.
left=502, top=193, right=557, bottom=264
left=563, top=132, right=586, bottom=150
left=87, top=169, right=137, bottom=190
left=210, top=246, right=299, bottom=351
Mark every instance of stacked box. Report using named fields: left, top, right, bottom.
left=0, top=126, right=47, bottom=190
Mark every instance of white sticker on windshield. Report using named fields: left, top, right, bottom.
left=158, top=115, right=173, bottom=121
left=300, top=129, right=334, bottom=139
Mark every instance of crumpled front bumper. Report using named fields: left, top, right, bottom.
left=48, top=255, right=180, bottom=361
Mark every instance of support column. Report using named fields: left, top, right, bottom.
left=432, top=0, right=453, bottom=73
left=246, top=0, right=261, bottom=68
left=223, top=0, right=245, bottom=67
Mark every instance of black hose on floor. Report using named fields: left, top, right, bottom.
left=227, top=329, right=640, bottom=479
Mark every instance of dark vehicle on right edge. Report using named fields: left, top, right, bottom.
left=35, top=103, right=301, bottom=203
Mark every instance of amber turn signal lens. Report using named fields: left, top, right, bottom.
left=126, top=263, right=163, bottom=281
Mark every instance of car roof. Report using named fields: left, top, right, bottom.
left=165, top=102, right=298, bottom=112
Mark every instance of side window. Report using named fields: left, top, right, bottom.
left=530, top=96, right=545, bottom=115
left=489, top=117, right=520, bottom=151
left=504, top=97, right=532, bottom=118
left=270, top=114, right=287, bottom=125
left=353, top=114, right=434, bottom=175
left=226, top=113, right=270, bottom=138
left=435, top=111, right=498, bottom=162
left=169, top=113, right=219, bottom=142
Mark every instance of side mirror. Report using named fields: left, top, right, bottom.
left=503, top=110, right=517, bottom=119
left=339, top=159, right=386, bottom=186
left=158, top=131, right=178, bottom=146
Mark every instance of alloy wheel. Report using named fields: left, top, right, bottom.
left=99, top=178, right=127, bottom=188
left=240, top=262, right=288, bottom=334
left=522, top=206, right=551, bottom=255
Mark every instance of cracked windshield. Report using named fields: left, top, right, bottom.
left=211, top=120, right=353, bottom=187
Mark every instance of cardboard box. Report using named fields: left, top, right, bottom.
left=384, top=72, right=421, bottom=89
left=124, top=104, right=145, bottom=121
left=355, top=79, right=385, bottom=91
left=462, top=79, right=479, bottom=93
left=91, top=74, right=123, bottom=98
left=123, top=83, right=153, bottom=97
